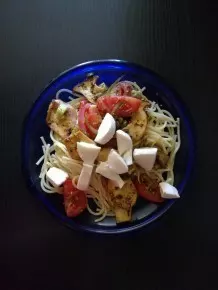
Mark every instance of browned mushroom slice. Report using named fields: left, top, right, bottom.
left=73, top=75, right=107, bottom=104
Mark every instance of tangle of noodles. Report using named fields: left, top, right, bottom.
left=36, top=131, right=113, bottom=222
left=36, top=79, right=181, bottom=222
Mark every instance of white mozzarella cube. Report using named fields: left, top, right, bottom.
left=77, top=164, right=93, bottom=191
left=46, top=167, right=68, bottom=187
left=77, top=142, right=101, bottom=165
left=159, top=182, right=180, bottom=199
left=108, top=149, right=128, bottom=174
left=94, top=113, right=116, bottom=145
left=122, top=149, right=133, bottom=166
left=96, top=162, right=124, bottom=188
left=116, top=130, right=133, bottom=165
left=133, top=148, right=157, bottom=171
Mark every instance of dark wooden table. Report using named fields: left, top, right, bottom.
left=2, top=1, right=218, bottom=289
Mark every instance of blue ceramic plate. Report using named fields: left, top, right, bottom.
left=22, top=60, right=195, bottom=234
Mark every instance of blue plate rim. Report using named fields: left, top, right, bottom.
left=21, top=59, right=195, bottom=234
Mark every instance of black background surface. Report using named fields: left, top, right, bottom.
left=1, top=1, right=218, bottom=289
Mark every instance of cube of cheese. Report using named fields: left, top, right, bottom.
left=159, top=182, right=180, bottom=199
left=46, top=167, right=68, bottom=187
left=133, top=148, right=157, bottom=171
left=108, top=149, right=128, bottom=174
left=77, top=164, right=93, bottom=191
left=77, top=142, right=101, bottom=165
left=94, top=113, right=116, bottom=145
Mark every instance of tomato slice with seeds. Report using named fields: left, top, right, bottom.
left=97, top=95, right=141, bottom=117
left=85, top=105, right=102, bottom=138
left=78, top=100, right=102, bottom=138
left=134, top=181, right=164, bottom=203
left=63, top=178, right=87, bottom=217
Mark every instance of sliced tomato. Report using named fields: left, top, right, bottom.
left=63, top=178, right=78, bottom=196
left=78, top=100, right=90, bottom=133
left=63, top=178, right=87, bottom=217
left=78, top=101, right=102, bottom=138
left=115, top=82, right=132, bottom=96
left=134, top=180, right=164, bottom=203
left=85, top=105, right=102, bottom=138
left=97, top=95, right=141, bottom=117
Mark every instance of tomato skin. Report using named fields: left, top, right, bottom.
left=78, top=101, right=102, bottom=138
left=78, top=100, right=90, bottom=133
left=85, top=105, right=102, bottom=138
left=134, top=181, right=164, bottom=203
left=86, top=105, right=102, bottom=127
left=63, top=179, right=87, bottom=217
left=96, top=95, right=141, bottom=117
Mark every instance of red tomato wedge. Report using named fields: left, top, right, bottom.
left=85, top=105, right=102, bottom=138
left=78, top=100, right=90, bottom=133
left=63, top=178, right=87, bottom=217
left=78, top=100, right=102, bottom=138
left=96, top=95, right=141, bottom=117
left=134, top=181, right=164, bottom=203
